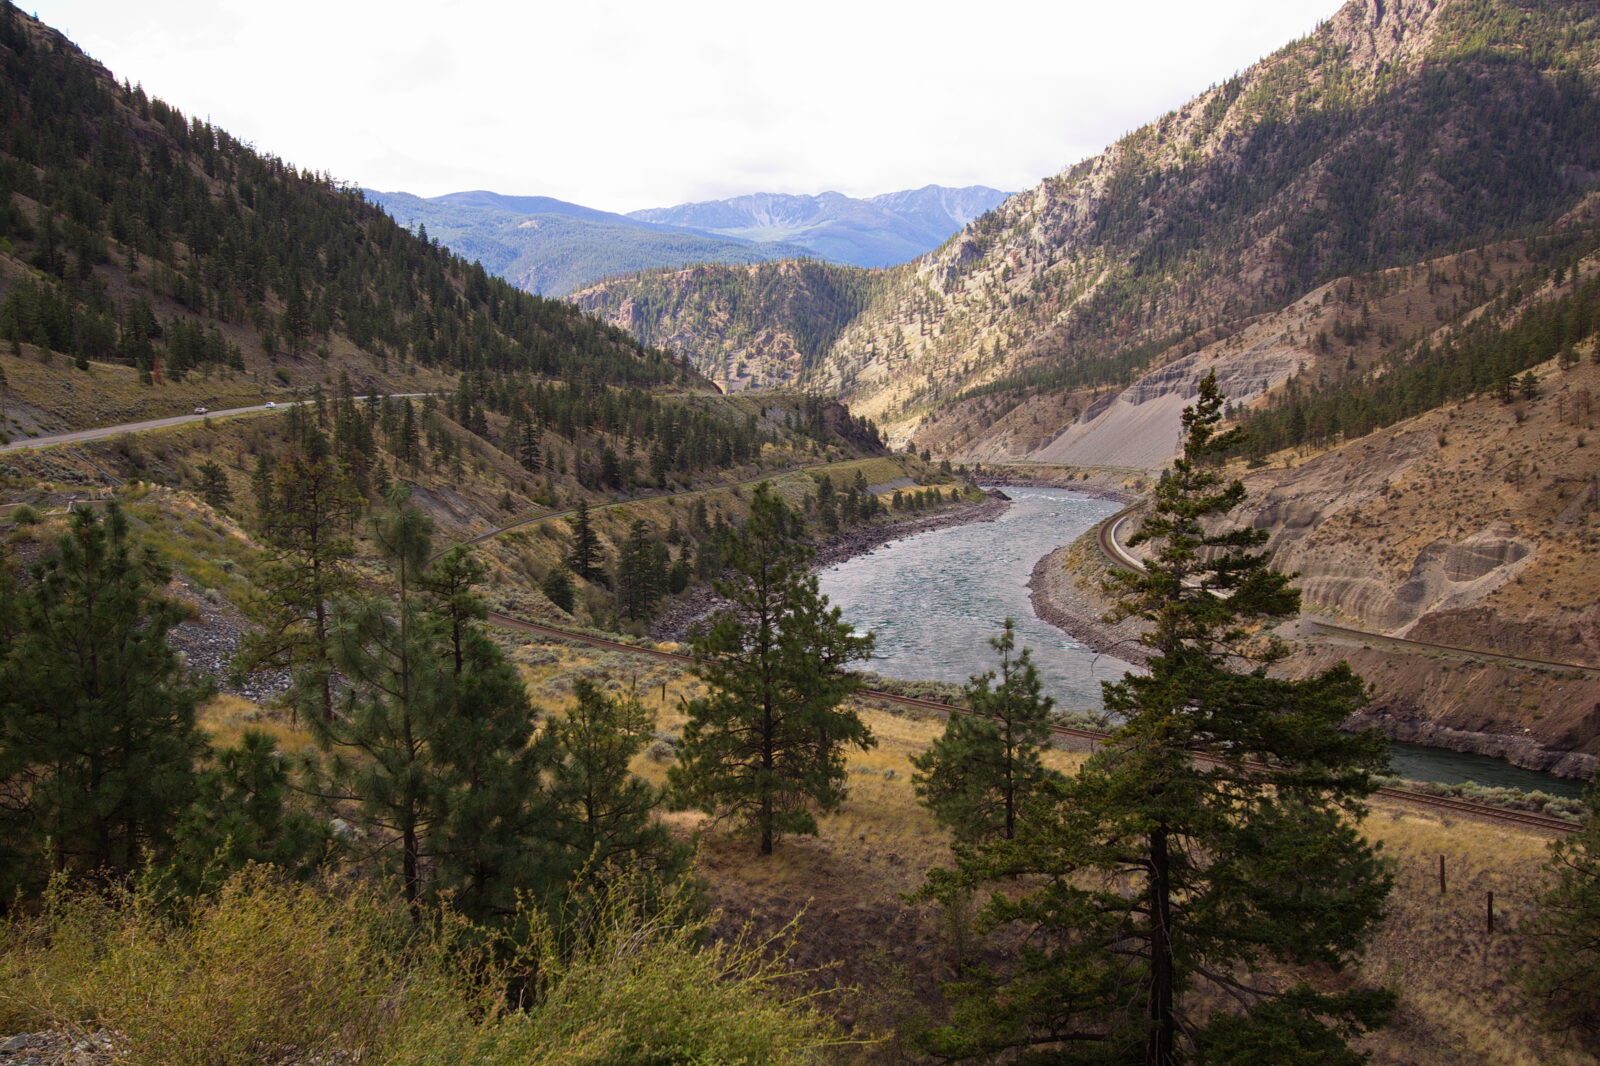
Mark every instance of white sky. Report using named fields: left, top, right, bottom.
left=29, top=0, right=1341, bottom=213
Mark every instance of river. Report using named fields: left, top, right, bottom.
left=817, top=486, right=1584, bottom=797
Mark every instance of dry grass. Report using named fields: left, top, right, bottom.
left=1356, top=807, right=1591, bottom=1065
left=0, top=348, right=279, bottom=440
left=507, top=637, right=1593, bottom=1063
left=197, top=693, right=314, bottom=755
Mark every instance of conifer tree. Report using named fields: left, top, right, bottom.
left=568, top=499, right=601, bottom=583
left=398, top=399, right=422, bottom=470
left=518, top=421, right=541, bottom=472
left=196, top=459, right=233, bottom=513
left=542, top=566, right=576, bottom=614
left=550, top=679, right=683, bottom=886
left=912, top=619, right=1060, bottom=843
left=308, top=493, right=551, bottom=921
left=237, top=431, right=361, bottom=723
left=670, top=484, right=875, bottom=855
left=0, top=505, right=204, bottom=897
left=617, top=519, right=665, bottom=623
left=422, top=538, right=557, bottom=923
left=162, top=730, right=328, bottom=897
left=813, top=473, right=839, bottom=533
left=1525, top=784, right=1600, bottom=1050
left=918, top=373, right=1392, bottom=1064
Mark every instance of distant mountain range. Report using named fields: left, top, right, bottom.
left=362, top=185, right=1011, bottom=297
left=627, top=186, right=1011, bottom=268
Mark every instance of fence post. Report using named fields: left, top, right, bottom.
left=1486, top=891, right=1495, bottom=935
left=1439, top=854, right=1446, bottom=895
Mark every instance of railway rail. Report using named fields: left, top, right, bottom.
left=486, top=612, right=1579, bottom=835
left=1092, top=507, right=1600, bottom=676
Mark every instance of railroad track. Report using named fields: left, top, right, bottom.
left=485, top=612, right=1578, bottom=835
left=1093, top=507, right=1600, bottom=676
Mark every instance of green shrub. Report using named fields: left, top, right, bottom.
left=0, top=868, right=849, bottom=1065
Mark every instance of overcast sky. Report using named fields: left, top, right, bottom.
left=30, top=0, right=1341, bottom=213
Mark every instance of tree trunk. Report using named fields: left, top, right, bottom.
left=1148, top=824, right=1176, bottom=1066
left=313, top=555, right=332, bottom=723
left=760, top=696, right=774, bottom=856
left=403, top=818, right=421, bottom=920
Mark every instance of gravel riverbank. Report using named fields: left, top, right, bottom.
left=1027, top=537, right=1151, bottom=669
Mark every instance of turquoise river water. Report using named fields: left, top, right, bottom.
left=816, top=486, right=1585, bottom=797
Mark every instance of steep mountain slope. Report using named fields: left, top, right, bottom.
left=364, top=189, right=804, bottom=297
left=586, top=0, right=1600, bottom=456
left=629, top=185, right=1011, bottom=268
left=839, top=0, right=1600, bottom=442
left=572, top=260, right=875, bottom=393
left=0, top=1, right=696, bottom=445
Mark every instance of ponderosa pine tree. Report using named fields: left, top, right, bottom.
left=569, top=499, right=601, bottom=583
left=912, top=619, right=1060, bottom=843
left=550, top=679, right=684, bottom=887
left=309, top=492, right=551, bottom=921
left=541, top=566, right=576, bottom=614
left=617, top=519, right=665, bottom=623
left=919, top=373, right=1393, bottom=1064
left=1525, top=783, right=1600, bottom=1050
left=398, top=399, right=422, bottom=470
left=237, top=430, right=361, bottom=722
left=517, top=421, right=541, bottom=472
left=422, top=537, right=557, bottom=923
left=0, top=504, right=204, bottom=897
left=670, top=483, right=874, bottom=855
left=196, top=459, right=233, bottom=513
left=161, top=729, right=329, bottom=898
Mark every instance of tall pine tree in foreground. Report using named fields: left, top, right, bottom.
left=671, top=483, right=875, bottom=855
left=0, top=505, right=203, bottom=897
left=912, top=619, right=1061, bottom=843
left=308, top=492, right=552, bottom=921
left=1525, top=783, right=1600, bottom=1051
left=920, top=372, right=1392, bottom=1064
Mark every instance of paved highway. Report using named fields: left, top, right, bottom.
left=1, top=393, right=431, bottom=453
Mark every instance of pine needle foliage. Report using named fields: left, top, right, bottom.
left=671, top=483, right=875, bottom=855
left=1525, top=783, right=1600, bottom=1051
left=912, top=619, right=1062, bottom=843
left=918, top=373, right=1393, bottom=1064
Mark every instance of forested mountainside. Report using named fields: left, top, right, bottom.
left=0, top=1, right=693, bottom=432
left=364, top=189, right=806, bottom=297
left=572, top=259, right=874, bottom=392
left=583, top=0, right=1600, bottom=452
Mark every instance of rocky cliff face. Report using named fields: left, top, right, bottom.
left=584, top=0, right=1600, bottom=462
left=572, top=261, right=874, bottom=393
left=1236, top=345, right=1600, bottom=658
left=818, top=0, right=1600, bottom=442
